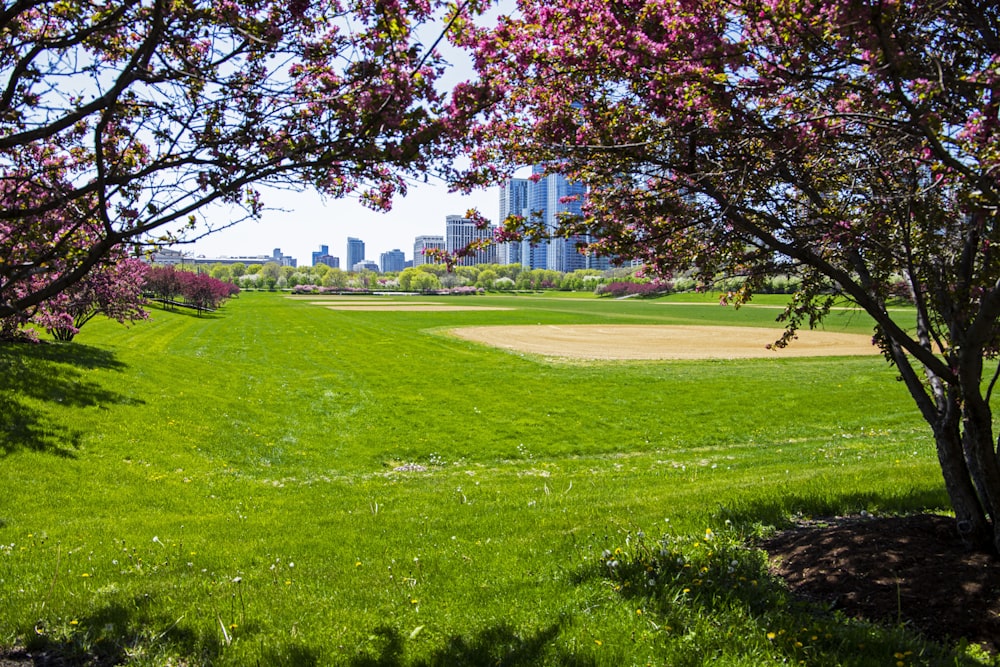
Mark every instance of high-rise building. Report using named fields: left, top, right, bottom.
left=272, top=247, right=297, bottom=267
left=312, top=244, right=340, bottom=268
left=346, top=237, right=365, bottom=272
left=380, top=249, right=406, bottom=273
left=497, top=178, right=529, bottom=265
left=311, top=245, right=329, bottom=266
left=522, top=166, right=550, bottom=270
left=520, top=165, right=600, bottom=273
left=446, top=215, right=496, bottom=266
left=413, top=235, right=445, bottom=266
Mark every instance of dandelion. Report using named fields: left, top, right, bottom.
left=81, top=573, right=90, bottom=578
left=594, top=640, right=602, bottom=646
left=766, top=632, right=776, bottom=640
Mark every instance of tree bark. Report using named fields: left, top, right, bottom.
left=932, top=399, right=993, bottom=550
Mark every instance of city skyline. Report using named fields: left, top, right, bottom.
left=180, top=177, right=503, bottom=268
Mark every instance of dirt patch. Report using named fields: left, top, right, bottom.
left=449, top=325, right=878, bottom=360
left=324, top=304, right=512, bottom=312
left=760, top=514, right=1000, bottom=653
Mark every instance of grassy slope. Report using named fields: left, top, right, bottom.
left=0, top=292, right=981, bottom=666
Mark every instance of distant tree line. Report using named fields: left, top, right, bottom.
left=144, top=266, right=240, bottom=313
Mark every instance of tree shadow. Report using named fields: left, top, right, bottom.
left=710, top=488, right=951, bottom=531
left=0, top=341, right=139, bottom=457
left=6, top=597, right=220, bottom=667
left=347, top=622, right=593, bottom=667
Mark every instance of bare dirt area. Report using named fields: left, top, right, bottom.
left=761, top=514, right=1000, bottom=654
left=449, top=324, right=879, bottom=360
left=322, top=303, right=512, bottom=311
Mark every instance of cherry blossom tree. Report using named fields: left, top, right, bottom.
left=455, top=0, right=1000, bottom=550
left=0, top=0, right=476, bottom=320
left=42, top=257, right=149, bottom=341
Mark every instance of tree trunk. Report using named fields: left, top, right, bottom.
left=949, top=344, right=1000, bottom=552
left=933, top=421, right=993, bottom=549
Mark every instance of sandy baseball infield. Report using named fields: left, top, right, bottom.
left=448, top=324, right=879, bottom=360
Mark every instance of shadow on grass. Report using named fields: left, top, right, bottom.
left=0, top=341, right=139, bottom=457
left=9, top=597, right=220, bottom=667
left=712, top=488, right=952, bottom=530
left=148, top=300, right=223, bottom=319
left=4, top=617, right=581, bottom=667
left=347, top=623, right=592, bottom=667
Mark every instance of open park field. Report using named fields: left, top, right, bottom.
left=0, top=291, right=990, bottom=665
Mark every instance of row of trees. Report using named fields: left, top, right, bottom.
left=0, top=260, right=240, bottom=341
left=144, top=266, right=239, bottom=313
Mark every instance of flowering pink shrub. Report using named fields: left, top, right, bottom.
left=595, top=282, right=671, bottom=298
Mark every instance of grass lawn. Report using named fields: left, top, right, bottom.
left=0, top=291, right=987, bottom=666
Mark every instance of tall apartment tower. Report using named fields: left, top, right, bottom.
left=346, top=237, right=365, bottom=272
left=380, top=249, right=406, bottom=273
left=311, top=245, right=329, bottom=266
left=522, top=166, right=550, bottom=270
left=522, top=165, right=601, bottom=272
left=497, top=178, right=529, bottom=265
left=446, top=215, right=496, bottom=267
left=413, top=235, right=445, bottom=266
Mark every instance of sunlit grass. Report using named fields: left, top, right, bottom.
left=0, top=291, right=985, bottom=665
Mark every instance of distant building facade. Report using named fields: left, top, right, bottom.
left=146, top=247, right=297, bottom=267
left=314, top=254, right=340, bottom=269
left=272, top=248, right=297, bottom=267
left=352, top=260, right=380, bottom=272
left=312, top=244, right=340, bottom=268
left=346, top=237, right=365, bottom=271
left=380, top=249, right=406, bottom=273
left=413, top=235, right=445, bottom=266
left=497, top=178, right=529, bottom=266
left=520, top=165, right=608, bottom=272
left=446, top=214, right=496, bottom=267
left=312, top=245, right=329, bottom=265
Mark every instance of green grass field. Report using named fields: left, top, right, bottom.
left=0, top=292, right=988, bottom=665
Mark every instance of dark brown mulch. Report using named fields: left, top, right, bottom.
left=760, top=513, right=1000, bottom=653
